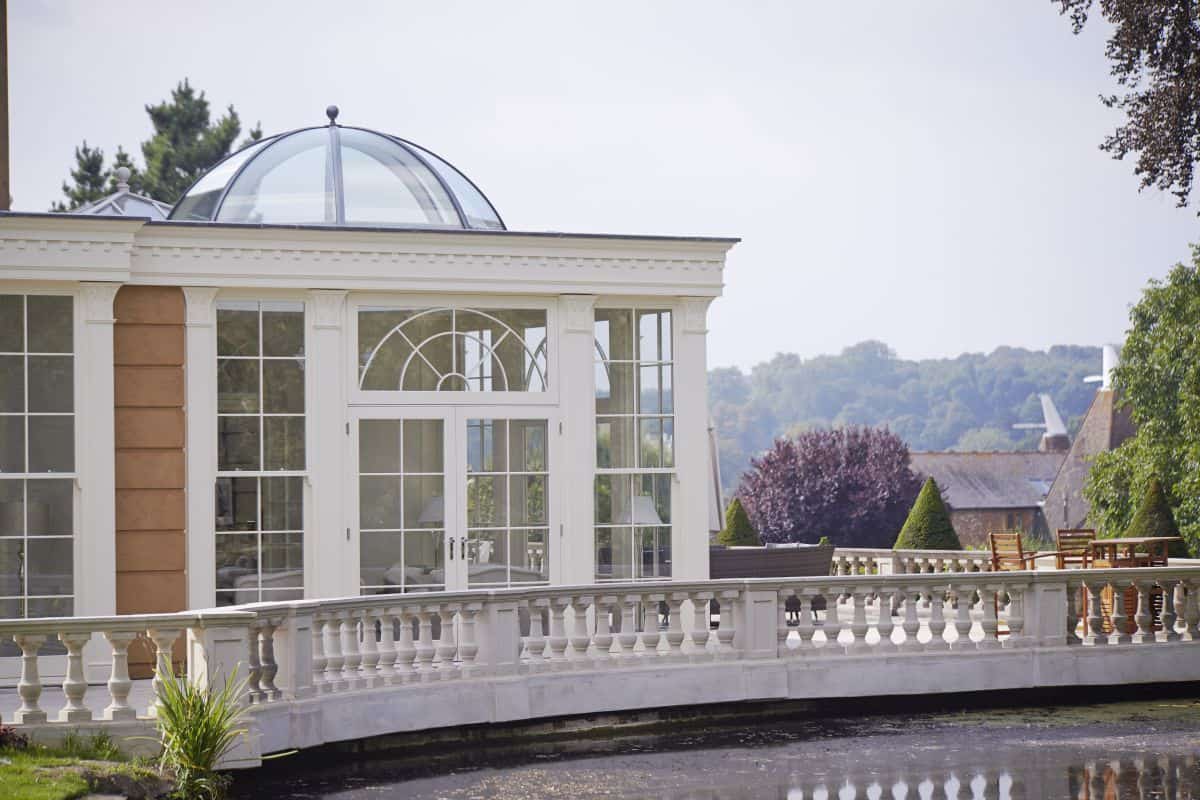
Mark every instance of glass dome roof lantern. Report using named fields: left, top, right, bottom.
left=170, top=108, right=505, bottom=231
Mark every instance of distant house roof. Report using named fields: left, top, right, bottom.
left=909, top=451, right=1067, bottom=510
left=70, top=168, right=171, bottom=220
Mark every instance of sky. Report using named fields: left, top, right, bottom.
left=9, top=1, right=1199, bottom=371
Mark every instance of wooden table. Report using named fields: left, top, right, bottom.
left=1086, top=536, right=1183, bottom=634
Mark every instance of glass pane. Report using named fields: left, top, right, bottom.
left=263, top=416, right=305, bottom=471
left=638, top=365, right=661, bottom=414
left=0, top=295, right=23, bottom=352
left=510, top=529, right=548, bottom=583
left=27, top=596, right=72, bottom=619
left=26, top=296, right=72, bottom=353
left=0, top=538, right=21, bottom=595
left=217, top=128, right=333, bottom=225
left=637, top=527, right=671, bottom=579
left=596, top=363, right=634, bottom=414
left=218, top=416, right=260, bottom=471
left=216, top=532, right=259, bottom=604
left=596, top=528, right=633, bottom=581
left=262, top=476, right=303, bottom=530
left=261, top=532, right=303, bottom=590
left=467, top=530, right=508, bottom=585
left=263, top=360, right=304, bottom=413
left=509, top=420, right=547, bottom=472
left=359, top=477, right=401, bottom=530
left=466, top=419, right=503, bottom=473
left=215, top=477, right=257, bottom=532
left=404, top=476, right=444, bottom=529
left=596, top=417, right=635, bottom=469
left=661, top=366, right=674, bottom=413
left=360, top=531, right=403, bottom=589
left=26, top=538, right=72, bottom=595
left=403, top=531, right=444, bottom=588
left=0, top=417, right=23, bottom=473
left=359, top=420, right=401, bottom=473
left=466, top=476, right=506, bottom=527
left=357, top=308, right=411, bottom=390
left=594, top=309, right=634, bottom=362
left=261, top=303, right=304, bottom=357
left=340, top=129, right=460, bottom=227
left=217, top=305, right=259, bottom=357
left=0, top=480, right=22, bottom=536
left=637, top=310, right=671, bottom=362
left=662, top=418, right=675, bottom=469
left=407, top=142, right=506, bottom=230
left=637, top=474, right=672, bottom=525
left=217, top=359, right=259, bottom=413
left=27, top=416, right=72, bottom=473
left=510, top=476, right=546, bottom=525
left=595, top=474, right=631, bottom=525
left=27, top=356, right=72, bottom=413
left=0, top=356, right=23, bottom=412
left=402, top=420, right=443, bottom=473
left=26, top=480, right=72, bottom=536
left=172, top=137, right=274, bottom=222
left=639, top=418, right=664, bottom=469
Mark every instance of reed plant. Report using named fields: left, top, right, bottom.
left=153, top=667, right=249, bottom=800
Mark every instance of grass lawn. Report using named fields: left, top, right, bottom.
left=0, top=732, right=168, bottom=800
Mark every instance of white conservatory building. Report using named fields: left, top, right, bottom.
left=0, top=111, right=735, bottom=627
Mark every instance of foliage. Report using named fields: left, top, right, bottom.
left=1056, top=0, right=1200, bottom=210
left=894, top=478, right=962, bottom=550
left=0, top=724, right=29, bottom=750
left=0, top=733, right=158, bottom=800
left=709, top=341, right=1100, bottom=495
left=717, top=498, right=760, bottom=546
left=738, top=426, right=921, bottom=547
left=154, top=667, right=249, bottom=800
left=1084, top=252, right=1200, bottom=556
left=53, top=79, right=261, bottom=210
left=1124, top=477, right=1188, bottom=558
left=58, top=732, right=122, bottom=762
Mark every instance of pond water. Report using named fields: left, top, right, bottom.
left=230, top=697, right=1200, bottom=799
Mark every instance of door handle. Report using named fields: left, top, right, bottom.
left=449, top=538, right=455, bottom=561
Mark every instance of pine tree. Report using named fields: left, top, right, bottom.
left=1124, top=477, right=1188, bottom=558
left=139, top=79, right=245, bottom=204
left=718, top=498, right=760, bottom=546
left=893, top=477, right=962, bottom=550
left=50, top=141, right=109, bottom=211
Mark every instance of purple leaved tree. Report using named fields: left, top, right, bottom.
left=738, top=426, right=921, bottom=547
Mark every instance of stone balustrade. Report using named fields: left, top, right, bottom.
left=831, top=547, right=993, bottom=576
left=2, top=562, right=1199, bottom=767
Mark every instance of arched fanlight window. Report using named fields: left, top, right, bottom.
left=358, top=307, right=548, bottom=392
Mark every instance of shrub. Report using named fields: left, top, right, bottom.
left=154, top=668, right=249, bottom=800
left=0, top=724, right=29, bottom=751
left=1124, top=477, right=1188, bottom=558
left=894, top=477, right=962, bottom=550
left=717, top=498, right=761, bottom=546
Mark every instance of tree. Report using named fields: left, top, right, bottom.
left=1123, top=477, right=1187, bottom=558
left=50, top=141, right=108, bottom=211
left=738, top=426, right=921, bottom=548
left=1055, top=1, right=1200, bottom=210
left=717, top=498, right=760, bottom=546
left=1084, top=250, right=1200, bottom=555
left=894, top=478, right=962, bottom=550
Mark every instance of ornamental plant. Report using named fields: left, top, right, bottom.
left=717, top=498, right=760, bottom=546
left=893, top=477, right=962, bottom=550
left=154, top=668, right=249, bottom=800
left=1124, top=477, right=1187, bottom=559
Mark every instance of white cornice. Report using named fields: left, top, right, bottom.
left=0, top=216, right=143, bottom=283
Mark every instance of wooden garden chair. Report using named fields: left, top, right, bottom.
left=1055, top=529, right=1096, bottom=569
left=988, top=531, right=1040, bottom=572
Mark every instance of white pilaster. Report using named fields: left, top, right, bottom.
left=672, top=297, right=713, bottom=580
left=184, top=287, right=219, bottom=610
left=309, top=290, right=348, bottom=598
left=76, top=282, right=121, bottom=619
left=558, top=295, right=597, bottom=585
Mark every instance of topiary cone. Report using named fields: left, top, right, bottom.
left=1125, top=477, right=1188, bottom=558
left=718, top=497, right=761, bottom=546
left=893, top=477, right=961, bottom=550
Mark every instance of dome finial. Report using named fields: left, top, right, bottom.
left=325, top=105, right=339, bottom=125
left=115, top=166, right=131, bottom=191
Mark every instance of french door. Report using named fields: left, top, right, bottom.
left=353, top=406, right=554, bottom=594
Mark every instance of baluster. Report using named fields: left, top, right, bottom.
left=950, top=585, right=973, bottom=650
left=568, top=596, right=593, bottom=667
left=459, top=603, right=482, bottom=677
left=690, top=592, right=713, bottom=662
left=414, top=609, right=437, bottom=680
left=1065, top=583, right=1081, bottom=644
left=147, top=627, right=182, bottom=717
left=436, top=606, right=459, bottom=680
left=925, top=590, right=949, bottom=651
left=1084, top=581, right=1106, bottom=646
left=824, top=587, right=843, bottom=654
left=617, top=595, right=639, bottom=663
left=259, top=618, right=280, bottom=701
left=547, top=597, right=570, bottom=669
left=665, top=593, right=687, bottom=661
left=311, top=617, right=328, bottom=692
left=1132, top=581, right=1155, bottom=645
left=13, top=634, right=47, bottom=723
left=1108, top=579, right=1131, bottom=645
left=900, top=589, right=922, bottom=652
left=796, top=591, right=817, bottom=654
left=525, top=599, right=548, bottom=670
left=977, top=585, right=1000, bottom=650
left=394, top=608, right=417, bottom=684
left=847, top=588, right=869, bottom=654
left=1183, top=581, right=1200, bottom=642
left=246, top=626, right=264, bottom=703
left=1158, top=579, right=1180, bottom=643
left=359, top=612, right=381, bottom=688
left=875, top=587, right=896, bottom=651
left=323, top=614, right=346, bottom=691
left=340, top=614, right=364, bottom=689
left=377, top=610, right=398, bottom=684
left=102, top=630, right=138, bottom=721
left=640, top=594, right=664, bottom=657
left=717, top=589, right=738, bottom=658
left=1004, top=586, right=1026, bottom=648
left=777, top=589, right=793, bottom=658
left=57, top=631, right=93, bottom=721
left=594, top=596, right=617, bottom=667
